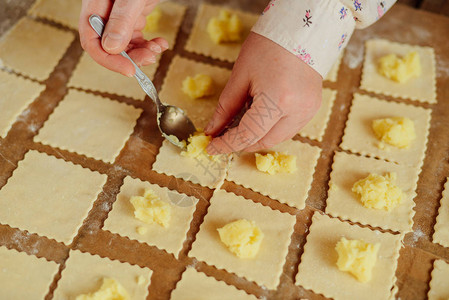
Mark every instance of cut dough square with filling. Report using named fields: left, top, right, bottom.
left=428, top=259, right=449, bottom=300
left=295, top=212, right=403, bottom=300
left=340, top=93, right=431, bottom=168
left=0, top=70, right=45, bottom=138
left=325, top=51, right=343, bottom=82
left=28, top=0, right=82, bottom=29
left=103, top=176, right=199, bottom=258
left=326, top=151, right=420, bottom=232
left=0, top=246, right=59, bottom=300
left=142, top=2, right=186, bottom=50
left=0, top=18, right=74, bottom=81
left=189, top=189, right=296, bottom=290
left=361, top=39, right=436, bottom=103
left=34, top=90, right=142, bottom=163
left=226, top=139, right=321, bottom=209
left=53, top=250, right=152, bottom=299
left=433, top=177, right=449, bottom=248
left=185, top=4, right=258, bottom=62
left=299, top=88, right=337, bottom=141
left=0, top=150, right=107, bottom=244
left=68, top=52, right=159, bottom=100
left=171, top=267, right=258, bottom=300
left=158, top=56, right=231, bottom=129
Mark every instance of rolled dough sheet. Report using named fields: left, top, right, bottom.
left=326, top=151, right=420, bottom=233
left=433, top=177, right=449, bottom=248
left=53, top=250, right=152, bottom=299
left=299, top=88, right=337, bottom=141
left=34, top=89, right=142, bottom=163
left=68, top=52, right=159, bottom=100
left=28, top=0, right=81, bottom=29
left=142, top=2, right=186, bottom=50
left=171, top=267, right=258, bottom=300
left=0, top=18, right=74, bottom=81
left=340, top=93, right=431, bottom=168
left=103, top=176, right=199, bottom=258
left=0, top=246, right=59, bottom=300
left=325, top=51, right=343, bottom=82
left=189, top=189, right=296, bottom=290
left=295, top=212, right=403, bottom=300
left=158, top=55, right=231, bottom=129
left=152, top=140, right=230, bottom=189
left=185, top=3, right=259, bottom=62
left=428, top=259, right=449, bottom=300
left=0, top=150, right=107, bottom=244
left=0, top=70, right=45, bottom=138
left=361, top=39, right=436, bottom=104
left=226, top=139, right=321, bottom=209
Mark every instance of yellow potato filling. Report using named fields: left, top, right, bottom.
left=181, top=74, right=215, bottom=99
left=207, top=10, right=243, bottom=44
left=352, top=172, right=403, bottom=211
left=378, top=51, right=421, bottom=83
left=217, top=219, right=264, bottom=259
left=130, top=189, right=171, bottom=228
left=143, top=6, right=162, bottom=33
left=75, top=278, right=129, bottom=300
left=372, top=117, right=416, bottom=149
left=255, top=152, right=297, bottom=175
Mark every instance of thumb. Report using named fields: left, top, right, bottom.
left=102, top=0, right=146, bottom=54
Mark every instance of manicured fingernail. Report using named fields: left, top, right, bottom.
left=144, top=56, right=156, bottom=64
left=204, top=120, right=214, bottom=133
left=150, top=44, right=162, bottom=53
left=103, top=32, right=124, bottom=51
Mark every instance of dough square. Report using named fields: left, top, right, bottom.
left=299, top=88, right=337, bottom=141
left=325, top=51, right=343, bottom=82
left=189, top=189, right=296, bottom=290
left=0, top=18, right=74, bottom=81
left=28, top=0, right=82, bottom=29
left=340, top=93, right=431, bottom=168
left=0, top=150, right=107, bottom=244
left=185, top=4, right=259, bottom=62
left=104, top=176, right=199, bottom=258
left=34, top=90, right=142, bottom=163
left=152, top=140, right=230, bottom=189
left=433, top=177, right=449, bottom=248
left=428, top=259, right=449, bottom=300
left=68, top=52, right=159, bottom=100
left=171, top=267, right=258, bottom=300
left=0, top=246, right=59, bottom=300
left=53, top=250, right=152, bottom=299
left=361, top=39, right=436, bottom=104
left=226, top=139, right=321, bottom=209
left=0, top=70, right=45, bottom=138
left=295, top=212, right=403, bottom=300
left=142, top=2, right=186, bottom=50
left=326, top=151, right=420, bottom=232
left=158, top=56, right=231, bottom=129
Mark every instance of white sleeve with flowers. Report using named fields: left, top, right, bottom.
left=251, top=0, right=396, bottom=78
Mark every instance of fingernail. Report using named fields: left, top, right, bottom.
left=144, top=56, right=156, bottom=64
left=103, top=32, right=124, bottom=51
left=150, top=44, right=162, bottom=53
left=204, top=120, right=214, bottom=134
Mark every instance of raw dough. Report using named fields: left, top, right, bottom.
left=158, top=56, right=231, bottom=129
left=0, top=246, right=59, bottom=300
left=325, top=52, right=343, bottom=82
left=295, top=212, right=403, bottom=300
left=0, top=18, right=74, bottom=81
left=0, top=70, right=45, bottom=138
left=53, top=250, right=152, bottom=299
left=433, top=177, right=449, bottom=248
left=299, top=88, right=337, bottom=141
left=142, top=2, right=186, bottom=50
left=185, top=4, right=258, bottom=62
left=340, top=93, right=431, bottom=168
left=153, top=140, right=229, bottom=189
left=171, top=267, right=258, bottom=300
left=103, top=176, right=198, bottom=258
left=189, top=189, right=296, bottom=290
left=326, top=151, right=419, bottom=232
left=28, top=0, right=81, bottom=29
left=361, top=39, right=436, bottom=104
left=428, top=259, right=449, bottom=300
left=226, top=139, right=320, bottom=209
left=0, top=150, right=107, bottom=244
left=34, top=90, right=142, bottom=163
left=68, top=52, right=159, bottom=100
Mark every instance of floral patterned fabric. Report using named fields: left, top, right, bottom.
left=252, top=0, right=395, bottom=77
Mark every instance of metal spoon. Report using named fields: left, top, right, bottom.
left=88, top=14, right=196, bottom=148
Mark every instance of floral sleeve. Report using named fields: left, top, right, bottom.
left=252, top=0, right=396, bottom=78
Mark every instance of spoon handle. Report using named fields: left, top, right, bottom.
left=88, top=14, right=162, bottom=108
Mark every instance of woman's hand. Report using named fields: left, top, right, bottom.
left=205, top=32, right=322, bottom=154
left=79, top=0, right=168, bottom=77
